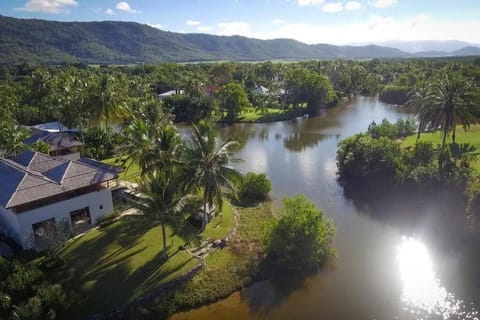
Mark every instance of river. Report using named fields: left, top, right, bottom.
left=172, top=96, right=480, bottom=320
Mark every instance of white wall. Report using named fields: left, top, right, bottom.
left=1, top=189, right=113, bottom=249
left=0, top=206, right=22, bottom=245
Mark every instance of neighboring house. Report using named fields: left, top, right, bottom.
left=158, top=89, right=184, bottom=101
left=0, top=150, right=119, bottom=249
left=252, top=85, right=270, bottom=95
left=24, top=131, right=83, bottom=160
left=204, top=85, right=220, bottom=97
left=28, top=121, right=78, bottom=134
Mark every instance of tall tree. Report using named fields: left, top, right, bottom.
left=122, top=99, right=181, bottom=176
left=185, top=122, right=240, bottom=229
left=137, top=170, right=187, bottom=255
left=91, top=73, right=129, bottom=130
left=416, top=73, right=478, bottom=148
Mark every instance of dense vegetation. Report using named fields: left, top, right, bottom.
left=0, top=257, right=66, bottom=319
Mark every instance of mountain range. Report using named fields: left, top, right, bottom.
left=0, top=15, right=479, bottom=65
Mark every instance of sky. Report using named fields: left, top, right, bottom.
left=1, top=0, right=480, bottom=45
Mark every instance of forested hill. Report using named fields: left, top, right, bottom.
left=0, top=15, right=477, bottom=65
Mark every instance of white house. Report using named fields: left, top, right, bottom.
left=158, top=89, right=184, bottom=101
left=0, top=150, right=119, bottom=249
left=252, top=85, right=270, bottom=95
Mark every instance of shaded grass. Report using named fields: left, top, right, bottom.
left=49, top=216, right=197, bottom=318
left=121, top=203, right=273, bottom=319
left=201, top=202, right=234, bottom=240
left=402, top=125, right=480, bottom=171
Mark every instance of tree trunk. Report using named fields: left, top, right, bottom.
left=202, top=196, right=207, bottom=231
left=452, top=123, right=456, bottom=144
left=441, top=114, right=449, bottom=150
left=161, top=222, right=167, bottom=253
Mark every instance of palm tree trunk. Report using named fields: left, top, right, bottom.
left=416, top=127, right=421, bottom=140
left=452, top=124, right=456, bottom=144
left=202, top=196, right=207, bottom=231
left=441, top=115, right=449, bottom=149
left=161, top=222, right=167, bottom=253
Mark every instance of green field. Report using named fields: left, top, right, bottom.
left=402, top=125, right=480, bottom=170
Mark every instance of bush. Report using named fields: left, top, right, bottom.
left=0, top=258, right=66, bottom=319
left=368, top=118, right=416, bottom=139
left=237, top=172, right=272, bottom=204
left=264, top=194, right=335, bottom=273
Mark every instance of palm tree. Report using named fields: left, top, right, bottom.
left=91, top=73, right=129, bottom=131
left=416, top=73, right=477, bottom=149
left=185, top=122, right=240, bottom=230
left=136, top=170, right=187, bottom=255
left=122, top=99, right=182, bottom=176
left=405, top=82, right=430, bottom=140
left=0, top=117, right=28, bottom=157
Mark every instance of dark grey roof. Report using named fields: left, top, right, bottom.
left=0, top=151, right=117, bottom=209
left=24, top=131, right=83, bottom=151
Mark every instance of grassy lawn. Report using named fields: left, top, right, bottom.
left=50, top=216, right=198, bottom=317
left=402, top=125, right=480, bottom=171
left=237, top=107, right=305, bottom=123
left=201, top=202, right=234, bottom=240
left=102, top=157, right=141, bottom=182
left=135, top=204, right=274, bottom=319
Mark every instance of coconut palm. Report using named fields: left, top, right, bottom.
left=91, top=73, right=129, bottom=131
left=136, top=170, right=187, bottom=255
left=122, top=99, right=182, bottom=176
left=405, top=82, right=430, bottom=140
left=416, top=73, right=477, bottom=149
left=185, top=122, right=240, bottom=230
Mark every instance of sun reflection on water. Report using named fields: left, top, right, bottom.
left=397, top=237, right=478, bottom=319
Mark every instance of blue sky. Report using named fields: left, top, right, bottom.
left=1, top=0, right=480, bottom=44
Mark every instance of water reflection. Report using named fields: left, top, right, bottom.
left=397, top=237, right=478, bottom=319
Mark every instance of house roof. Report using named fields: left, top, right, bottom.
left=0, top=150, right=117, bottom=209
left=253, top=86, right=270, bottom=95
left=28, top=122, right=78, bottom=133
left=24, top=131, right=83, bottom=151
left=158, top=90, right=184, bottom=97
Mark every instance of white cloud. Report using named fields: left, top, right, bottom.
left=219, top=14, right=480, bottom=45
left=322, top=2, right=343, bottom=12
left=105, top=8, right=115, bottom=15
left=115, top=1, right=139, bottom=13
left=217, top=21, right=250, bottom=36
left=17, top=0, right=78, bottom=14
left=148, top=23, right=164, bottom=29
left=345, top=1, right=361, bottom=10
left=186, top=19, right=201, bottom=26
left=272, top=19, right=287, bottom=25
left=297, top=0, right=324, bottom=6
left=197, top=26, right=214, bottom=32
left=371, top=0, right=397, bottom=8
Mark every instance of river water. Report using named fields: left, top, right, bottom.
left=172, top=96, right=480, bottom=320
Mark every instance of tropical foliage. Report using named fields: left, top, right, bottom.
left=264, top=194, right=335, bottom=273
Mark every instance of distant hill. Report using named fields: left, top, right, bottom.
left=0, top=15, right=478, bottom=65
left=373, top=40, right=478, bottom=53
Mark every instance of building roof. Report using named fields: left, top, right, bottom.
left=252, top=86, right=270, bottom=95
left=158, top=89, right=184, bottom=98
left=28, top=122, right=78, bottom=133
left=24, top=131, right=83, bottom=151
left=0, top=151, right=117, bottom=209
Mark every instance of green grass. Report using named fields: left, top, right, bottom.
left=402, top=125, right=480, bottom=171
left=201, top=202, right=234, bottom=240
left=50, top=216, right=197, bottom=317
left=125, top=203, right=274, bottom=319
left=102, top=157, right=141, bottom=182
left=236, top=107, right=305, bottom=123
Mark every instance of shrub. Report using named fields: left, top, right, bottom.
left=264, top=194, right=335, bottom=273
left=237, top=172, right=272, bottom=204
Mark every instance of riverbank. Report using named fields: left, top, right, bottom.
left=117, top=204, right=273, bottom=320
